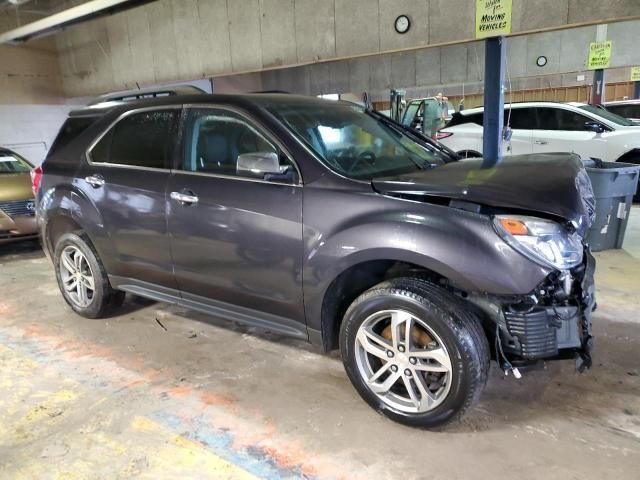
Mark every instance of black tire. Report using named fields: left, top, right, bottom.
left=340, top=277, right=490, bottom=429
left=53, top=232, right=125, bottom=318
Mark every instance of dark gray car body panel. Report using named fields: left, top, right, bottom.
left=38, top=94, right=587, bottom=347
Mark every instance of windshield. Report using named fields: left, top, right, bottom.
left=0, top=151, right=32, bottom=174
left=579, top=104, right=634, bottom=126
left=266, top=102, right=450, bottom=179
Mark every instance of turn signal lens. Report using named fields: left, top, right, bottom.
left=499, top=218, right=528, bottom=236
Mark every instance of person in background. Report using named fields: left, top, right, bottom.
left=430, top=92, right=449, bottom=139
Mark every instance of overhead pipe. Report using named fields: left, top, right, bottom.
left=0, top=0, right=156, bottom=44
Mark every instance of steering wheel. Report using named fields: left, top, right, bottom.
left=346, top=150, right=376, bottom=174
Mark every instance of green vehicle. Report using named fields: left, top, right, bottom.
left=402, top=96, right=456, bottom=136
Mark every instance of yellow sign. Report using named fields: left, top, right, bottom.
left=631, top=67, right=640, bottom=82
left=587, top=41, right=612, bottom=70
left=476, top=0, right=512, bottom=39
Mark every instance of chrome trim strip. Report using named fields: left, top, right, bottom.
left=169, top=168, right=302, bottom=187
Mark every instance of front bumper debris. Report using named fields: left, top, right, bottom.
left=470, top=248, right=596, bottom=370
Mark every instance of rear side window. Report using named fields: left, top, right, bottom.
left=90, top=109, right=177, bottom=169
left=507, top=107, right=536, bottom=129
left=47, top=116, right=97, bottom=158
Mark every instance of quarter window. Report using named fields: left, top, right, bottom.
left=182, top=108, right=295, bottom=179
left=90, top=109, right=177, bottom=168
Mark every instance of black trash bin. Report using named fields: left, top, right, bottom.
left=583, top=160, right=640, bottom=252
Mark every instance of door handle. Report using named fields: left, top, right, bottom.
left=534, top=140, right=548, bottom=145
left=170, top=191, right=199, bottom=205
left=85, top=174, right=105, bottom=188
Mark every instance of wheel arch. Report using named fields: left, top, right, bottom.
left=616, top=148, right=640, bottom=163
left=41, top=184, right=113, bottom=271
left=317, top=256, right=454, bottom=352
left=457, top=149, right=482, bottom=159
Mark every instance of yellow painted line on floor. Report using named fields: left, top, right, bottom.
left=130, top=415, right=260, bottom=479
left=0, top=340, right=261, bottom=480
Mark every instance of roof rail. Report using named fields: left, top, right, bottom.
left=86, top=85, right=207, bottom=106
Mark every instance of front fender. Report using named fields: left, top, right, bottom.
left=302, top=202, right=551, bottom=332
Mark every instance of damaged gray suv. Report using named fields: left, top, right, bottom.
left=36, top=93, right=596, bottom=428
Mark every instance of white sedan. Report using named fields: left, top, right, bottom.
left=438, top=101, right=640, bottom=164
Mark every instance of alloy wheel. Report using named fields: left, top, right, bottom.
left=354, top=309, right=453, bottom=413
left=59, top=245, right=95, bottom=308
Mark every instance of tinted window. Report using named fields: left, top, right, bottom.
left=48, top=116, right=97, bottom=158
left=0, top=151, right=32, bottom=173
left=556, top=109, right=593, bottom=131
left=507, top=107, right=536, bottom=129
left=536, top=108, right=559, bottom=130
left=606, top=104, right=640, bottom=119
left=91, top=110, right=177, bottom=168
left=579, top=104, right=633, bottom=126
left=183, top=108, right=293, bottom=178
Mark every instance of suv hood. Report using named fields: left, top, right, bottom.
left=372, top=153, right=595, bottom=236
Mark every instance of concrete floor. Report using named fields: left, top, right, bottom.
left=1, top=211, right=639, bottom=480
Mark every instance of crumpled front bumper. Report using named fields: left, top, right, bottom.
left=470, top=248, right=596, bottom=370
left=500, top=248, right=596, bottom=369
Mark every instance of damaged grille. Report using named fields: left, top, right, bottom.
left=0, top=199, right=36, bottom=218
left=504, top=309, right=559, bottom=359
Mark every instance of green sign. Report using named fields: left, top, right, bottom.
left=476, top=0, right=512, bottom=39
left=631, top=67, right=640, bottom=82
left=587, top=41, right=612, bottom=70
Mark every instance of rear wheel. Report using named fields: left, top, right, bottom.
left=340, top=278, right=490, bottom=428
left=54, top=233, right=125, bottom=318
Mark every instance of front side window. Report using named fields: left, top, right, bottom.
left=0, top=151, right=32, bottom=174
left=182, top=108, right=295, bottom=179
left=555, top=109, right=593, bottom=131
left=265, top=102, right=451, bottom=180
left=90, top=109, right=177, bottom=168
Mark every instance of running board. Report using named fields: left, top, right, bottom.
left=109, top=275, right=308, bottom=341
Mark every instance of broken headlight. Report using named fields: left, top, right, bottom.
left=493, top=215, right=583, bottom=270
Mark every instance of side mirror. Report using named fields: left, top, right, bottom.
left=236, top=152, right=281, bottom=177
left=584, top=121, right=605, bottom=133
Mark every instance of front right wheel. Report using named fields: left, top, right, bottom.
left=340, top=277, right=490, bottom=428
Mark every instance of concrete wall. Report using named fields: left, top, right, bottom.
left=213, top=20, right=640, bottom=100
left=0, top=11, right=71, bottom=164
left=53, top=0, right=640, bottom=97
left=0, top=105, right=76, bottom=165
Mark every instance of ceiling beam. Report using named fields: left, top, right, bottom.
left=0, top=0, right=156, bottom=44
